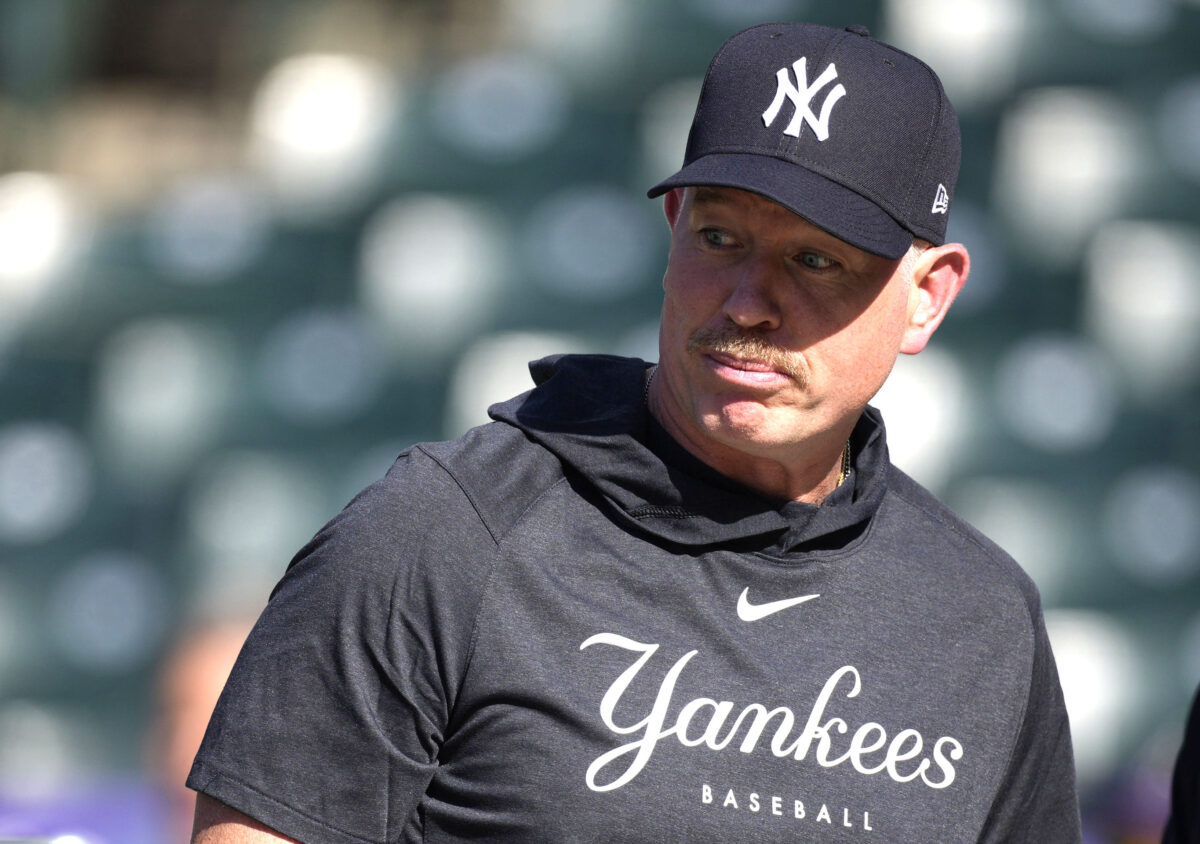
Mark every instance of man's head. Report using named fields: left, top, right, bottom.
left=646, top=24, right=969, bottom=501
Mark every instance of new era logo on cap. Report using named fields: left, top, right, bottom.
left=648, top=23, right=960, bottom=259
left=932, top=184, right=950, bottom=215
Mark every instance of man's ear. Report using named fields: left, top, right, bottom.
left=900, top=242, right=969, bottom=355
left=663, top=187, right=686, bottom=229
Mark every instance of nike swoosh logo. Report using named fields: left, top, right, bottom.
left=736, top=588, right=819, bottom=622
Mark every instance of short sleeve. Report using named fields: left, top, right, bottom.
left=977, top=596, right=1082, bottom=843
left=187, top=448, right=498, bottom=844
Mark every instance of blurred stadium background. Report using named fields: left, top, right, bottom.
left=0, top=0, right=1197, bottom=840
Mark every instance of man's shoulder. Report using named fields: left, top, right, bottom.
left=881, top=463, right=1044, bottom=613
left=883, top=465, right=1009, bottom=557
left=294, top=422, right=566, bottom=580
left=407, top=421, right=568, bottom=542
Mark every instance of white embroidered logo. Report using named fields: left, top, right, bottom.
left=736, top=588, right=819, bottom=622
left=931, top=183, right=950, bottom=214
left=761, top=57, right=846, bottom=141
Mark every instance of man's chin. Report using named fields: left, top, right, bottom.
left=700, top=407, right=802, bottom=450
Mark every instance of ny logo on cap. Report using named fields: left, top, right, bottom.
left=762, top=57, right=846, bottom=142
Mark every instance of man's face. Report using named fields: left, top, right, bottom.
left=656, top=186, right=926, bottom=467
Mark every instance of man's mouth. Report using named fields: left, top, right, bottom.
left=707, top=351, right=777, bottom=373
left=686, top=326, right=807, bottom=384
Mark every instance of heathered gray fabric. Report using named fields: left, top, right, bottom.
left=188, top=354, right=1080, bottom=842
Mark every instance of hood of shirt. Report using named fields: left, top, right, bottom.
left=487, top=354, right=891, bottom=556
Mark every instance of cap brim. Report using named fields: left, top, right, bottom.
left=647, top=153, right=913, bottom=260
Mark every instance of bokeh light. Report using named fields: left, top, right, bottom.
left=994, top=333, right=1118, bottom=452
left=639, top=77, right=702, bottom=191
left=185, top=450, right=326, bottom=609
left=0, top=172, right=89, bottom=333
left=499, top=0, right=636, bottom=81
left=431, top=52, right=568, bottom=162
left=48, top=551, right=169, bottom=674
left=359, top=194, right=507, bottom=360
left=870, top=347, right=971, bottom=492
left=144, top=174, right=271, bottom=285
left=1084, top=220, right=1200, bottom=399
left=257, top=308, right=385, bottom=426
left=524, top=185, right=658, bottom=299
left=1047, top=610, right=1144, bottom=786
left=0, top=422, right=92, bottom=545
left=884, top=0, right=1029, bottom=107
left=0, top=703, right=94, bottom=799
left=994, top=88, right=1142, bottom=264
left=94, top=319, right=235, bottom=483
left=249, top=53, right=398, bottom=214
left=1104, top=467, right=1200, bottom=587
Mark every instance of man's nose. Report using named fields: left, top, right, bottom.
left=722, top=256, right=783, bottom=331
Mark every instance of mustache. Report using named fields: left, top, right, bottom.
left=686, top=325, right=807, bottom=384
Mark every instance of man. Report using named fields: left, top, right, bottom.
left=1164, top=684, right=1200, bottom=841
left=190, top=22, right=1081, bottom=842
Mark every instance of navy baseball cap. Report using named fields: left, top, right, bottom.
left=648, top=23, right=960, bottom=259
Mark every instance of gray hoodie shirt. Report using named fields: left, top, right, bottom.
left=189, top=354, right=1081, bottom=842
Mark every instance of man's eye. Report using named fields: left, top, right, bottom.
left=799, top=252, right=835, bottom=270
left=701, top=228, right=734, bottom=247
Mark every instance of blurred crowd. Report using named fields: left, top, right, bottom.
left=0, top=0, right=1198, bottom=841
